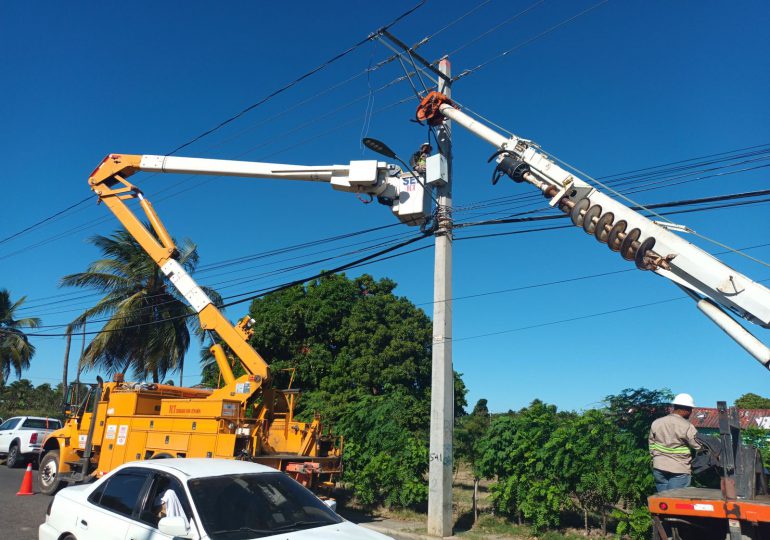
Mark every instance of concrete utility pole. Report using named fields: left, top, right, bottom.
left=428, top=57, right=453, bottom=538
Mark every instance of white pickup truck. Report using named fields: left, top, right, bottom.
left=0, top=416, right=62, bottom=468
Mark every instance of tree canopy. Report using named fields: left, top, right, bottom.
left=202, top=273, right=466, bottom=507
left=736, top=392, right=770, bottom=409
left=62, top=228, right=219, bottom=382
left=0, top=289, right=40, bottom=385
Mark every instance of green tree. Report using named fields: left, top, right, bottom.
left=203, top=273, right=466, bottom=508
left=62, top=229, right=219, bottom=383
left=336, top=392, right=428, bottom=507
left=736, top=393, right=770, bottom=409
left=603, top=387, right=673, bottom=449
left=476, top=400, right=566, bottom=532
left=455, top=398, right=491, bottom=522
left=547, top=409, right=649, bottom=535
left=0, top=379, right=64, bottom=419
left=0, top=289, right=40, bottom=385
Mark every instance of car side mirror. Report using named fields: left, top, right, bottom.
left=158, top=516, right=191, bottom=538
left=322, top=498, right=337, bottom=512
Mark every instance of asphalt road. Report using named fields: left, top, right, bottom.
left=0, top=462, right=50, bottom=540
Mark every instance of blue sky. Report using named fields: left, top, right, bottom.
left=1, top=0, right=769, bottom=413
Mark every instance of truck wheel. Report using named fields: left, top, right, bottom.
left=39, top=450, right=66, bottom=495
left=6, top=443, right=21, bottom=468
left=150, top=452, right=174, bottom=459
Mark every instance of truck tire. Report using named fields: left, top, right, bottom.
left=6, top=443, right=21, bottom=468
left=39, top=450, right=66, bottom=495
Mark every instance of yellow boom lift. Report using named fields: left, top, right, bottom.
left=39, top=152, right=432, bottom=495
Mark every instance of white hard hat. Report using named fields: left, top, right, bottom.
left=672, top=393, right=695, bottom=408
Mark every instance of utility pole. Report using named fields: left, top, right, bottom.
left=428, top=57, right=453, bottom=538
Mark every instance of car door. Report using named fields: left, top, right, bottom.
left=0, top=418, right=20, bottom=453
left=126, top=472, right=200, bottom=540
left=77, top=468, right=153, bottom=540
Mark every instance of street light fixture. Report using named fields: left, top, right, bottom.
left=362, top=137, right=397, bottom=159
left=362, top=137, right=439, bottom=208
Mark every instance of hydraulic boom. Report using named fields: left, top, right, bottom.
left=416, top=92, right=770, bottom=368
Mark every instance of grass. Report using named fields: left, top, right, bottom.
left=340, top=464, right=600, bottom=539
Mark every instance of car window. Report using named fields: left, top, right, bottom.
left=0, top=418, right=20, bottom=430
left=21, top=418, right=61, bottom=429
left=139, top=473, right=192, bottom=528
left=91, top=470, right=151, bottom=518
left=188, top=472, right=342, bottom=540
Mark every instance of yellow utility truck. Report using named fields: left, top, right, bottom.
left=40, top=152, right=429, bottom=495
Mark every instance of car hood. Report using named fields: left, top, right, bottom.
left=205, top=521, right=393, bottom=540
left=56, top=482, right=93, bottom=502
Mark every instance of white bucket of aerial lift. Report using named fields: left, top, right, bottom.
left=389, top=172, right=431, bottom=226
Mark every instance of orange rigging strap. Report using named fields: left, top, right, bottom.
left=415, top=91, right=455, bottom=126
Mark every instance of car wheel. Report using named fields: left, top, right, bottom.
left=62, top=535, right=77, bottom=540
left=39, top=450, right=66, bottom=495
left=6, top=443, right=21, bottom=468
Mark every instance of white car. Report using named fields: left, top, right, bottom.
left=0, top=416, right=62, bottom=467
left=40, top=458, right=393, bottom=540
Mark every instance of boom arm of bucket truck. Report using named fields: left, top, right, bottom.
left=415, top=92, right=770, bottom=369
left=87, top=153, right=430, bottom=401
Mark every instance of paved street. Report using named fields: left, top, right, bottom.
left=0, top=463, right=49, bottom=540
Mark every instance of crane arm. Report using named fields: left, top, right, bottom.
left=416, top=93, right=770, bottom=368
left=87, top=152, right=427, bottom=396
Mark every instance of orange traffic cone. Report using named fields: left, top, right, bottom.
left=16, top=463, right=34, bottom=496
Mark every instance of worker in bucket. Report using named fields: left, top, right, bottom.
left=410, top=142, right=432, bottom=175
left=649, top=393, right=702, bottom=492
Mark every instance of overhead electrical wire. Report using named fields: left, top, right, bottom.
left=165, top=0, right=427, bottom=156
left=0, top=1, right=441, bottom=250
left=0, top=196, right=92, bottom=246
left=9, top=1, right=770, bottom=334
left=22, top=193, right=770, bottom=326
left=1, top=0, right=742, bottom=257
left=13, top=231, right=433, bottom=337
left=0, top=0, right=544, bottom=251
left=454, top=0, right=612, bottom=81
left=19, top=185, right=770, bottom=317
left=16, top=141, right=770, bottom=310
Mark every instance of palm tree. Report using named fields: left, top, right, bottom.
left=62, top=228, right=220, bottom=383
left=0, top=289, right=40, bottom=385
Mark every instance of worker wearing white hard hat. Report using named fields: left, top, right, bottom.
left=648, top=393, right=702, bottom=492
left=409, top=142, right=433, bottom=175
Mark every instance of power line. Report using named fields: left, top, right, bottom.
left=454, top=0, right=611, bottom=81
left=444, top=0, right=547, bottom=59
left=455, top=188, right=770, bottom=229
left=19, top=189, right=770, bottom=321
left=450, top=297, right=685, bottom=344
left=451, top=273, right=770, bottom=345
left=165, top=1, right=427, bottom=156
left=455, top=198, right=770, bottom=242
left=12, top=231, right=432, bottom=337
left=0, top=196, right=92, bottom=246
left=25, top=198, right=770, bottom=328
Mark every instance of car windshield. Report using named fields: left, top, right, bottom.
left=187, top=472, right=342, bottom=540
left=21, top=418, right=61, bottom=429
